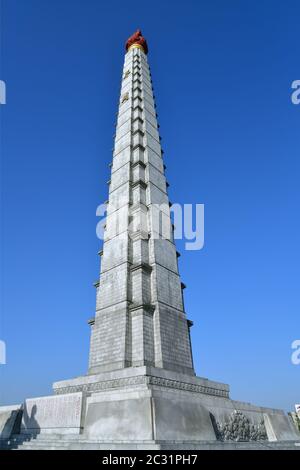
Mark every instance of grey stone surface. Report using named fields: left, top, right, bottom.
left=264, top=412, right=300, bottom=441
left=153, top=397, right=216, bottom=441
left=82, top=372, right=218, bottom=442
left=84, top=397, right=153, bottom=441
left=84, top=391, right=217, bottom=442
left=53, top=365, right=229, bottom=397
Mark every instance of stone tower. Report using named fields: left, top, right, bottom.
left=88, top=29, right=194, bottom=377
left=12, top=30, right=297, bottom=448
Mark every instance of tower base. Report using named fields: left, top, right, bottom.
left=1, top=366, right=299, bottom=449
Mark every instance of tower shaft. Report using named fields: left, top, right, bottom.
left=88, top=42, right=194, bottom=376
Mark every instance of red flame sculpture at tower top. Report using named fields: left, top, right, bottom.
left=125, top=29, right=148, bottom=54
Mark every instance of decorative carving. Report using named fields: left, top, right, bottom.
left=215, top=411, right=267, bottom=442
left=53, top=375, right=229, bottom=399
left=123, top=70, right=131, bottom=79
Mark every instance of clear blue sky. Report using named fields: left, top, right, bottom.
left=1, top=0, right=299, bottom=411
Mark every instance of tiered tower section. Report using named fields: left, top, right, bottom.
left=88, top=30, right=194, bottom=376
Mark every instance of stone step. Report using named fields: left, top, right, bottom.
left=15, top=439, right=300, bottom=451
left=34, top=433, right=82, bottom=441
left=8, top=433, right=300, bottom=451
left=18, top=442, right=161, bottom=450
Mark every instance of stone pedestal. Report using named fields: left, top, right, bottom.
left=50, top=366, right=300, bottom=445
left=1, top=368, right=299, bottom=448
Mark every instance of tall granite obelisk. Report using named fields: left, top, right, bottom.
left=10, top=30, right=298, bottom=448
left=88, top=30, right=194, bottom=377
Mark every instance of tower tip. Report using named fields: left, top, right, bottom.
left=126, top=29, right=148, bottom=54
